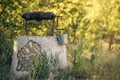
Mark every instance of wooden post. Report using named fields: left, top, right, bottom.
left=51, top=19, right=55, bottom=36
left=25, top=20, right=28, bottom=36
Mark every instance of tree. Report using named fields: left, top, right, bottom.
left=75, top=0, right=120, bottom=50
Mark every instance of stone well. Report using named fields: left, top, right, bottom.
left=9, top=34, right=68, bottom=80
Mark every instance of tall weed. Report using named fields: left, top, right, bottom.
left=28, top=52, right=59, bottom=80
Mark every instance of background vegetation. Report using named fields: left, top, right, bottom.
left=0, top=0, right=120, bottom=80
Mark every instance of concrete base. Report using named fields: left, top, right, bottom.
left=9, top=35, right=68, bottom=80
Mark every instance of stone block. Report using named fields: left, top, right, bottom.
left=9, top=35, right=68, bottom=80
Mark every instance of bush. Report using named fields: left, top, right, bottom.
left=0, top=30, right=13, bottom=80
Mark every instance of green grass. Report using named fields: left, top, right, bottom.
left=28, top=52, right=59, bottom=80
left=1, top=40, right=120, bottom=80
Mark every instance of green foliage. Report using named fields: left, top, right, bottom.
left=91, top=50, right=120, bottom=80
left=59, top=44, right=120, bottom=80
left=0, top=0, right=120, bottom=79
left=0, top=27, right=13, bottom=80
left=29, top=52, right=59, bottom=80
left=0, top=0, right=119, bottom=50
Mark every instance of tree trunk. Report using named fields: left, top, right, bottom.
left=108, top=34, right=114, bottom=50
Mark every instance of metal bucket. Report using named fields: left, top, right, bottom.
left=57, top=34, right=68, bottom=45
